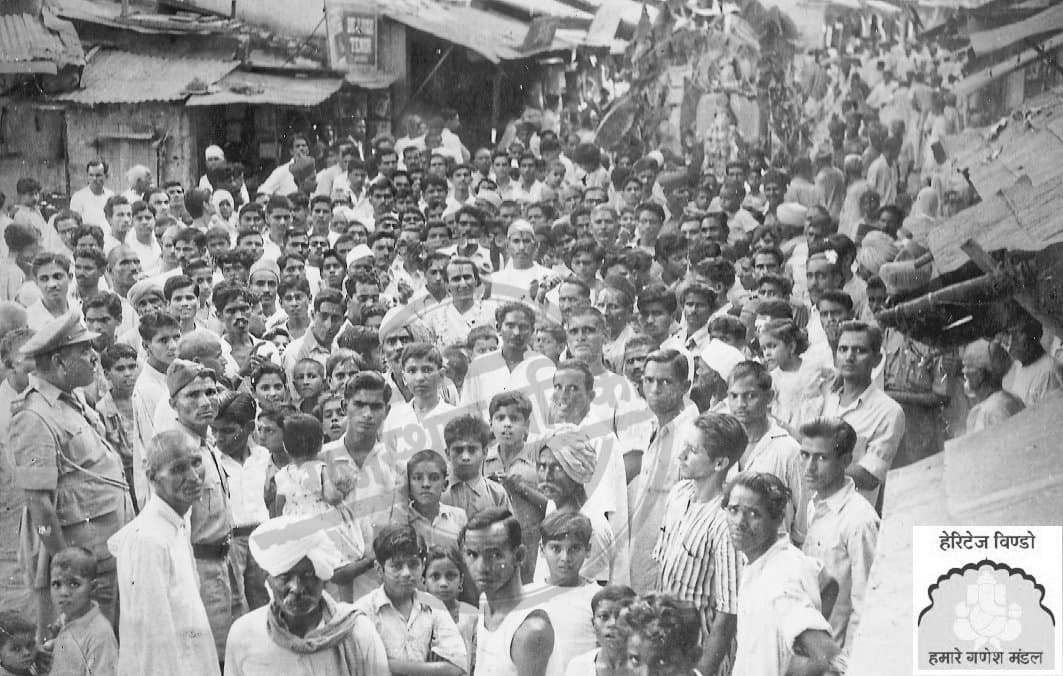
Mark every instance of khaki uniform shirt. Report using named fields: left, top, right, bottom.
left=10, top=375, right=132, bottom=564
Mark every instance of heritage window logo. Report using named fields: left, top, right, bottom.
left=913, top=526, right=1062, bottom=674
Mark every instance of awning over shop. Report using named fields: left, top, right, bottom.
left=56, top=49, right=238, bottom=104
left=0, top=10, right=85, bottom=75
left=955, top=30, right=1063, bottom=95
left=847, top=392, right=1063, bottom=676
left=967, top=2, right=1063, bottom=56
left=186, top=71, right=345, bottom=107
left=488, top=0, right=593, bottom=21
left=373, top=0, right=588, bottom=63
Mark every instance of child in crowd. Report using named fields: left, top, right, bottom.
left=466, top=326, right=499, bottom=357
left=441, top=415, right=512, bottom=520
left=45, top=547, right=118, bottom=676
left=406, top=450, right=467, bottom=552
left=353, top=526, right=468, bottom=675
left=315, top=390, right=347, bottom=442
left=531, top=512, right=600, bottom=663
left=0, top=611, right=43, bottom=676
left=292, top=357, right=326, bottom=413
left=483, top=391, right=548, bottom=583
left=440, top=345, right=469, bottom=393
left=533, top=322, right=566, bottom=365
left=272, top=413, right=343, bottom=516
left=564, top=585, right=637, bottom=676
left=326, top=350, right=364, bottom=393
left=424, top=545, right=477, bottom=675
left=97, top=343, right=139, bottom=502
left=759, top=318, right=832, bottom=435
left=708, top=314, right=749, bottom=353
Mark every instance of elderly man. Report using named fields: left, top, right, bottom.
left=121, top=164, right=153, bottom=204
left=491, top=220, right=552, bottom=304
left=9, top=311, right=133, bottom=633
left=225, top=516, right=389, bottom=675
left=166, top=359, right=241, bottom=656
left=963, top=339, right=1024, bottom=433
left=108, top=430, right=220, bottom=676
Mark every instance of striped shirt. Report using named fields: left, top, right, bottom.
left=654, top=481, right=740, bottom=676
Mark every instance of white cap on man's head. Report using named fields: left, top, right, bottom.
left=205, top=145, right=225, bottom=161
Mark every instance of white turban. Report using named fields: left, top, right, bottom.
left=249, top=515, right=343, bottom=580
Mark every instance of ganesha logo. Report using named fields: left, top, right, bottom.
left=917, top=560, right=1057, bottom=672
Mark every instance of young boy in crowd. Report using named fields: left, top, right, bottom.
left=353, top=526, right=468, bottom=675
left=0, top=611, right=42, bottom=676
left=97, top=343, right=139, bottom=503
left=292, top=357, right=326, bottom=413
left=406, top=449, right=468, bottom=552
left=45, top=547, right=118, bottom=676
left=483, top=391, right=548, bottom=583
left=534, top=322, right=566, bottom=365
left=564, top=585, right=638, bottom=676
left=466, top=325, right=499, bottom=357
left=441, top=415, right=512, bottom=520
left=530, top=512, right=600, bottom=664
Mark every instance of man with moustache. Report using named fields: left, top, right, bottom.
left=225, top=515, right=389, bottom=675
left=10, top=311, right=133, bottom=634
left=166, top=359, right=240, bottom=658
left=108, top=430, right=220, bottom=676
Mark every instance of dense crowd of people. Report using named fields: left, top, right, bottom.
left=0, top=28, right=1062, bottom=676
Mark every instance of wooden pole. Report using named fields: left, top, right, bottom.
left=491, top=67, right=503, bottom=145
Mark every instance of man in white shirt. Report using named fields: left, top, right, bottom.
left=491, top=220, right=551, bottom=304
left=822, top=321, right=905, bottom=510
left=626, top=349, right=699, bottom=593
left=1002, top=315, right=1063, bottom=408
left=211, top=391, right=272, bottom=610
left=258, top=135, right=311, bottom=196
left=723, top=361, right=808, bottom=546
left=108, top=430, right=221, bottom=676
left=509, top=152, right=546, bottom=206
left=69, top=159, right=114, bottom=228
left=799, top=417, right=879, bottom=655
left=726, top=472, right=841, bottom=676
left=124, top=201, right=162, bottom=276
left=424, top=257, right=495, bottom=348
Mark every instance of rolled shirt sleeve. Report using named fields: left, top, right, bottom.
left=777, top=591, right=834, bottom=657
left=856, top=406, right=906, bottom=482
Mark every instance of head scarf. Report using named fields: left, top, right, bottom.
left=211, top=189, right=234, bottom=210
left=249, top=515, right=343, bottom=581
left=537, top=425, right=596, bottom=484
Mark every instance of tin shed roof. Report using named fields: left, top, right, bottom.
left=0, top=11, right=85, bottom=75
left=56, top=49, right=239, bottom=104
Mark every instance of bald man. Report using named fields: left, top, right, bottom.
left=108, top=430, right=220, bottom=676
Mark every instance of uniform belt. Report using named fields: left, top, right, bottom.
left=192, top=536, right=231, bottom=559
left=232, top=525, right=259, bottom=538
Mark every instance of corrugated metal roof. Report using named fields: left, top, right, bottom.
left=373, top=0, right=582, bottom=63
left=57, top=49, right=239, bottom=104
left=968, top=2, right=1063, bottom=56
left=848, top=391, right=1063, bottom=676
left=185, top=71, right=344, bottom=107
left=0, top=12, right=85, bottom=75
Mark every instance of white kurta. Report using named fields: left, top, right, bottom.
left=108, top=497, right=220, bottom=676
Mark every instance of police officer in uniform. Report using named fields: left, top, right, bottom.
left=9, top=311, right=133, bottom=633
left=165, top=358, right=242, bottom=657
